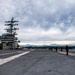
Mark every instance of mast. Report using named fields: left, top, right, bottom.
left=5, top=17, right=19, bottom=35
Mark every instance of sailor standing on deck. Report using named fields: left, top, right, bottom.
left=66, top=45, right=69, bottom=55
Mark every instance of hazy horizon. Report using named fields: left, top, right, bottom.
left=19, top=41, right=75, bottom=45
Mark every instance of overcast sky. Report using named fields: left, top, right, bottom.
left=0, top=0, right=75, bottom=45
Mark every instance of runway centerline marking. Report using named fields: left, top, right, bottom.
left=0, top=51, right=30, bottom=65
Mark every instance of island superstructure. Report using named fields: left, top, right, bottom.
left=1, top=18, right=20, bottom=50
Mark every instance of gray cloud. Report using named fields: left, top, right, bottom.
left=0, top=0, right=75, bottom=43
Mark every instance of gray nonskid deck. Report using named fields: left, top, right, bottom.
left=0, top=49, right=75, bottom=75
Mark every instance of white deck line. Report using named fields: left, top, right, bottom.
left=0, top=51, right=30, bottom=65
left=58, top=51, right=75, bottom=56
